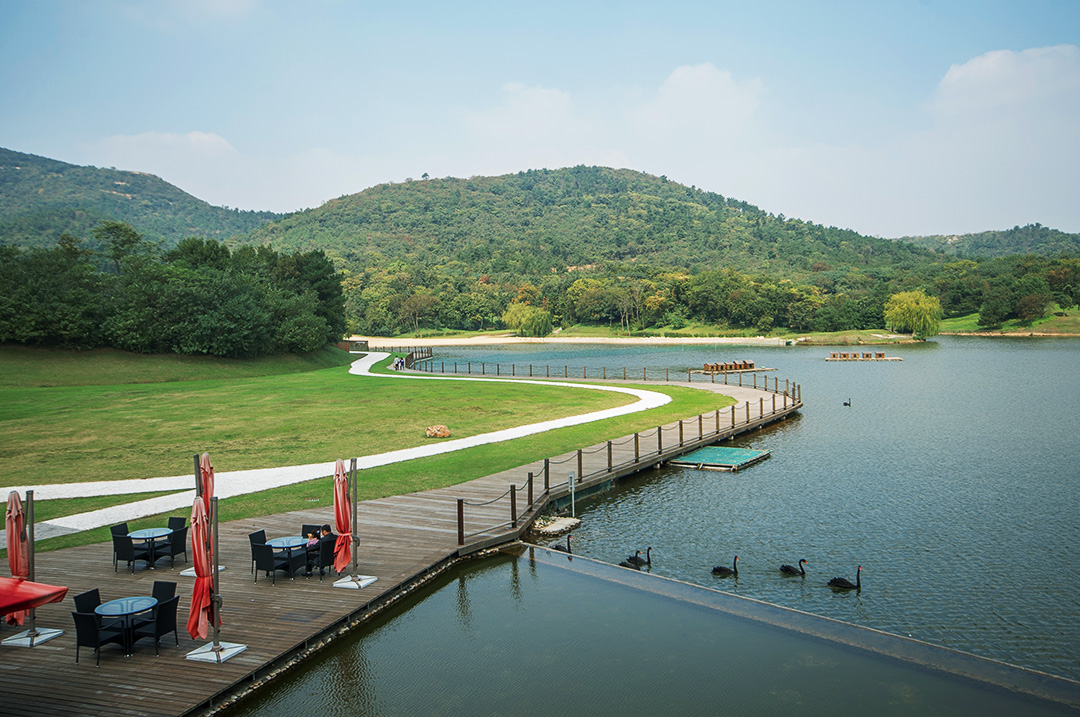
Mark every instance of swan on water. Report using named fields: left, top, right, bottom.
left=780, top=558, right=807, bottom=576
left=711, top=555, right=739, bottom=577
left=552, top=534, right=572, bottom=554
left=627, top=547, right=652, bottom=567
left=828, top=565, right=862, bottom=590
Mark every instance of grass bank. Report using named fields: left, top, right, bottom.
left=939, top=308, right=1080, bottom=335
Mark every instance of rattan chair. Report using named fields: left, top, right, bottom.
left=167, top=516, right=186, bottom=531
left=151, top=581, right=176, bottom=602
left=314, top=538, right=337, bottom=581
left=155, top=525, right=188, bottom=567
left=248, top=530, right=267, bottom=574
left=112, top=534, right=150, bottom=573
left=71, top=611, right=124, bottom=666
left=133, top=596, right=180, bottom=655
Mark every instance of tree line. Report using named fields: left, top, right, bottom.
left=0, top=221, right=345, bottom=357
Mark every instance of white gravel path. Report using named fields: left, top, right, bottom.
left=3, top=352, right=672, bottom=540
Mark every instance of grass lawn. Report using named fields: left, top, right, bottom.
left=939, top=307, right=1080, bottom=335
left=0, top=353, right=642, bottom=486
left=2, top=345, right=741, bottom=554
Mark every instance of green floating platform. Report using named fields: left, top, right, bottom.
left=669, top=445, right=771, bottom=472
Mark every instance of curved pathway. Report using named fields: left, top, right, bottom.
left=3, top=352, right=673, bottom=540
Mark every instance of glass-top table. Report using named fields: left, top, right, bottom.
left=96, top=596, right=157, bottom=655
left=129, top=528, right=172, bottom=568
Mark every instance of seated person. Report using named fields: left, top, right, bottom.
left=305, top=524, right=337, bottom=576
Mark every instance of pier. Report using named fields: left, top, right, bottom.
left=0, top=378, right=800, bottom=716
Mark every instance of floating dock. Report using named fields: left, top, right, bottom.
left=669, top=445, right=771, bottom=471
left=826, top=351, right=902, bottom=361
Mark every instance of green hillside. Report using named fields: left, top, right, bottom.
left=0, top=147, right=283, bottom=249
left=242, top=166, right=932, bottom=278
left=895, top=223, right=1080, bottom=258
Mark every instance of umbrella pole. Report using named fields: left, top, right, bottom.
left=26, top=490, right=36, bottom=644
left=351, top=457, right=358, bottom=577
left=211, top=496, right=221, bottom=656
left=193, top=453, right=202, bottom=498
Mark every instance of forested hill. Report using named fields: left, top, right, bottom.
left=895, top=223, right=1080, bottom=258
left=239, top=166, right=932, bottom=278
left=0, top=147, right=283, bottom=249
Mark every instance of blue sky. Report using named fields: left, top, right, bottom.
left=2, top=0, right=1078, bottom=237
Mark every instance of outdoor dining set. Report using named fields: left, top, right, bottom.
left=111, top=517, right=189, bottom=573
left=248, top=524, right=338, bottom=584
left=70, top=580, right=180, bottom=664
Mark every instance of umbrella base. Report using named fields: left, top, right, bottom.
left=332, top=574, right=378, bottom=590
left=2, top=627, right=63, bottom=647
left=180, top=565, right=227, bottom=578
left=185, top=640, right=247, bottom=663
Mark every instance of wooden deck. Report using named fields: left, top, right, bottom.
left=0, top=381, right=800, bottom=716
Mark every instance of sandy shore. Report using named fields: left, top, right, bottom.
left=358, top=334, right=795, bottom=347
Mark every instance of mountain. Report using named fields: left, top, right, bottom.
left=0, top=147, right=283, bottom=249
left=238, top=165, right=934, bottom=279
left=895, top=223, right=1080, bottom=259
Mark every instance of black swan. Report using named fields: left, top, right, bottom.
left=627, top=547, right=652, bottom=567
left=711, top=555, right=739, bottom=577
left=618, top=558, right=640, bottom=569
left=843, top=398, right=851, bottom=407
left=828, top=565, right=862, bottom=590
left=552, top=534, right=572, bottom=554
left=780, top=558, right=808, bottom=576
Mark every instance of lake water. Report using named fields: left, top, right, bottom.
left=230, top=551, right=1077, bottom=716
left=231, top=337, right=1080, bottom=713
left=422, top=336, right=1080, bottom=683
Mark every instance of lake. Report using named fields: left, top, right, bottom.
left=232, top=336, right=1080, bottom=713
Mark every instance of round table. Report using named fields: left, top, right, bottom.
left=129, top=528, right=172, bottom=568
left=96, top=596, right=157, bottom=655
left=266, top=536, right=308, bottom=553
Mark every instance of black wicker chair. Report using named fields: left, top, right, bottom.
left=314, top=538, right=337, bottom=581
left=248, top=530, right=267, bottom=574
left=151, top=581, right=176, bottom=602
left=155, top=525, right=188, bottom=567
left=301, top=524, right=321, bottom=539
left=112, top=534, right=150, bottom=573
left=71, top=611, right=124, bottom=665
left=133, top=596, right=180, bottom=655
left=167, top=516, right=186, bottom=531
left=108, top=523, right=129, bottom=568
left=253, top=543, right=298, bottom=585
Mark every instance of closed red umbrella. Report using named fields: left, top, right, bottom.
left=5, top=492, right=29, bottom=626
left=199, top=453, right=215, bottom=513
left=332, top=459, right=351, bottom=574
left=186, top=498, right=214, bottom=640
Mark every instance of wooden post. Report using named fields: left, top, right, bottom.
left=784, top=392, right=788, bottom=409
left=634, top=432, right=640, bottom=461
left=745, top=401, right=750, bottom=424
left=711, top=372, right=715, bottom=383
left=512, top=364, right=515, bottom=376
left=482, top=362, right=486, bottom=375
left=773, top=393, right=776, bottom=414
left=658, top=426, right=663, bottom=454
left=786, top=378, right=790, bottom=395
left=698, top=413, right=703, bottom=438
left=643, top=368, right=646, bottom=381
left=738, top=373, right=742, bottom=387
left=565, top=365, right=568, bottom=378
left=679, top=420, right=684, bottom=446
left=457, top=499, right=464, bottom=546
left=530, top=365, right=533, bottom=377
left=759, top=397, right=763, bottom=420
left=577, top=450, right=582, bottom=480
left=496, top=363, right=499, bottom=376
left=602, top=367, right=606, bottom=379
left=544, top=459, right=550, bottom=491
left=584, top=366, right=587, bottom=379
left=666, top=368, right=669, bottom=381
left=731, top=405, right=736, bottom=428
left=527, top=472, right=533, bottom=506
left=468, top=361, right=471, bottom=374
left=510, top=485, right=517, bottom=528
left=715, top=409, right=720, bottom=434
left=688, top=368, right=691, bottom=383
left=624, top=366, right=628, bottom=380
left=753, top=373, right=757, bottom=389
left=441, top=361, right=444, bottom=373
left=455, top=361, right=458, bottom=374
left=607, top=441, right=612, bottom=471
left=546, top=365, right=550, bottom=378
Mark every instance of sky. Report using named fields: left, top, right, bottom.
left=2, top=0, right=1078, bottom=238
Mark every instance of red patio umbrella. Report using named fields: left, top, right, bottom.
left=5, top=491, right=29, bottom=626
left=186, top=498, right=214, bottom=640
left=0, top=576, right=67, bottom=616
left=332, top=459, right=351, bottom=574
left=199, top=453, right=215, bottom=514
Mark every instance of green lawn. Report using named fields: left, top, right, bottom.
left=2, top=345, right=738, bottom=554
left=939, top=307, right=1080, bottom=334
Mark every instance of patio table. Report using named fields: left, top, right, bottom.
left=96, top=596, right=157, bottom=655
left=129, top=528, right=172, bottom=569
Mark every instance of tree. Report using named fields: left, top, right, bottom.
left=883, top=290, right=942, bottom=340
left=501, top=302, right=553, bottom=337
left=92, top=220, right=153, bottom=273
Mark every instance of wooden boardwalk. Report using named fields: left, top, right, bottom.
left=0, top=381, right=800, bottom=716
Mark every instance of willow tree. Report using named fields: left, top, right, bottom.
left=884, top=290, right=943, bottom=340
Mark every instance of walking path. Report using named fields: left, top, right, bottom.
left=2, top=352, right=672, bottom=541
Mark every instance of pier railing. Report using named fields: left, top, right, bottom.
left=453, top=378, right=802, bottom=549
